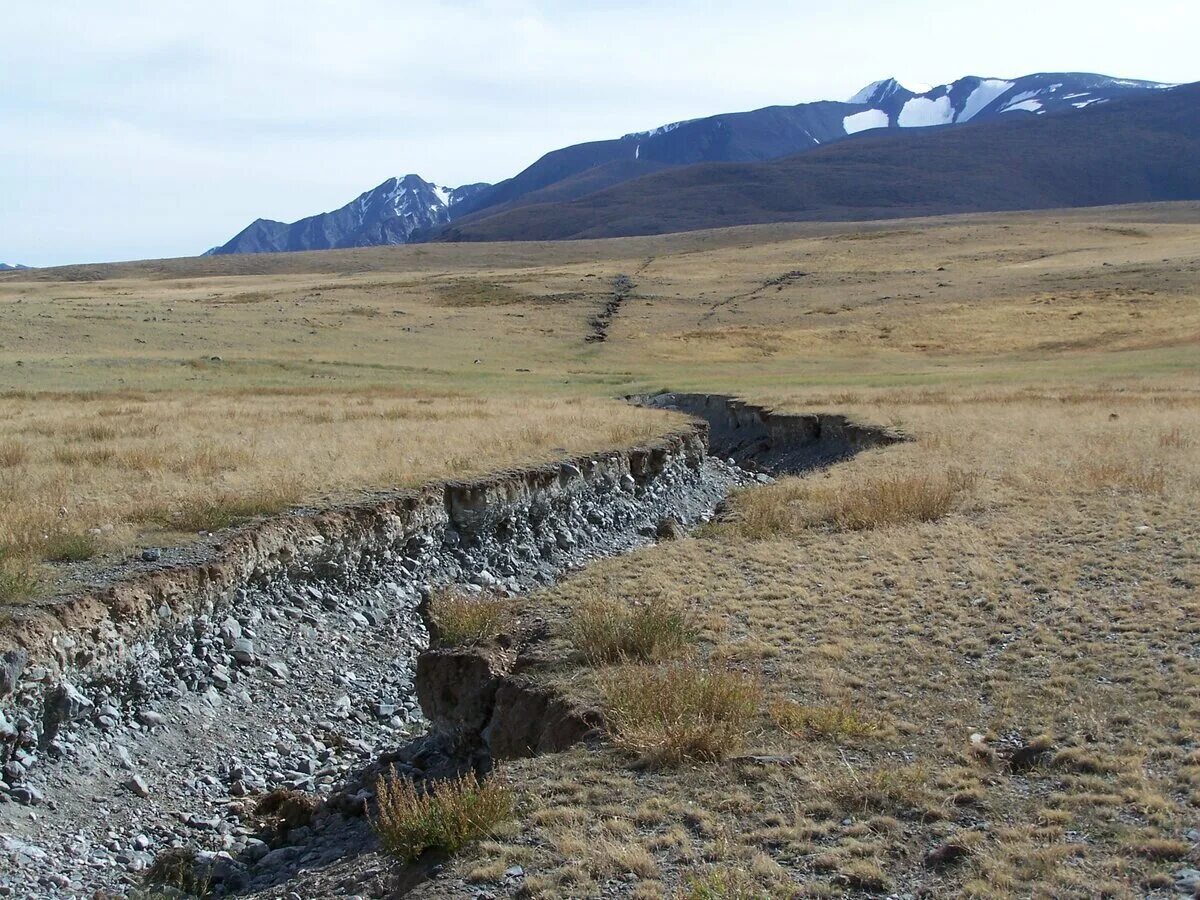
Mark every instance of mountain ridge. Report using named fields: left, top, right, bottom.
left=437, top=81, right=1200, bottom=242
left=208, top=72, right=1182, bottom=255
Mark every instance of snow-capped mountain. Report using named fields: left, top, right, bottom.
left=208, top=175, right=489, bottom=255
left=209, top=72, right=1180, bottom=254
left=838, top=73, right=1175, bottom=135
left=0, top=263, right=30, bottom=271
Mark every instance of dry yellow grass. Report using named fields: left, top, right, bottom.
left=0, top=391, right=675, bottom=599
left=2, top=204, right=1199, bottom=895
left=428, top=587, right=515, bottom=647
left=418, top=384, right=1200, bottom=898
left=373, top=771, right=515, bottom=864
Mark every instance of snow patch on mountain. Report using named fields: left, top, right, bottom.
left=848, top=78, right=909, bottom=105
left=843, top=109, right=890, bottom=134
left=958, top=79, right=1014, bottom=121
left=898, top=95, right=954, bottom=127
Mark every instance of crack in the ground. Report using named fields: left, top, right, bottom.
left=585, top=274, right=634, bottom=343
left=700, top=269, right=809, bottom=324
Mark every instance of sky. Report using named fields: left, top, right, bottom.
left=3, top=1, right=1198, bottom=267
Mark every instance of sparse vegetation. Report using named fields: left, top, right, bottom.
left=810, top=470, right=974, bottom=531
left=601, top=663, right=762, bottom=765
left=38, top=531, right=100, bottom=563
left=569, top=593, right=693, bottom=664
left=827, top=763, right=930, bottom=814
left=428, top=588, right=514, bottom=646
left=143, top=848, right=210, bottom=897
left=769, top=698, right=884, bottom=742
left=373, top=771, right=514, bottom=864
left=0, top=549, right=38, bottom=604
left=678, top=866, right=769, bottom=899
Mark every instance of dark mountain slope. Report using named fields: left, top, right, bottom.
left=438, top=82, right=1200, bottom=242
left=445, top=73, right=1172, bottom=223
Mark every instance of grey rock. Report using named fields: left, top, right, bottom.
left=2, top=834, right=47, bottom=860
left=115, top=745, right=134, bottom=770
left=126, top=775, right=151, bottom=798
left=137, top=709, right=165, bottom=728
left=140, top=548, right=161, bottom=562
left=1175, top=869, right=1200, bottom=894
left=231, top=638, right=257, bottom=666
left=0, top=650, right=28, bottom=698
left=11, top=784, right=44, bottom=806
left=40, top=681, right=93, bottom=746
left=264, top=659, right=289, bottom=679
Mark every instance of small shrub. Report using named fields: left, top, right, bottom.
left=0, top=549, right=39, bottom=604
left=678, top=866, right=768, bottom=899
left=769, top=698, right=883, bottom=743
left=428, top=588, right=513, bottom=646
left=253, top=788, right=320, bottom=831
left=40, top=531, right=100, bottom=563
left=601, top=663, right=762, bottom=766
left=570, top=595, right=692, bottom=664
left=144, top=848, right=210, bottom=897
left=827, top=763, right=929, bottom=813
left=373, top=771, right=514, bottom=864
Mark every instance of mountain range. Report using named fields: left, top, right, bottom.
left=208, top=72, right=1187, bottom=254
left=0, top=263, right=29, bottom=271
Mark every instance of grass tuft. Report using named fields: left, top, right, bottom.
left=136, top=485, right=301, bottom=533
left=373, top=771, right=514, bottom=864
left=827, top=763, right=929, bottom=814
left=0, top=549, right=39, bottom=604
left=1077, top=459, right=1166, bottom=495
left=728, top=469, right=973, bottom=538
left=814, top=471, right=973, bottom=531
left=570, top=594, right=693, bottom=664
left=0, top=441, right=28, bottom=468
left=678, top=866, right=768, bottom=899
left=769, top=698, right=883, bottom=743
left=428, top=587, right=514, bottom=646
left=143, top=847, right=210, bottom=897
left=601, top=662, right=762, bottom=766
left=39, top=531, right=100, bottom=563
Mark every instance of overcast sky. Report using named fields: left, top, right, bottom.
left=3, top=0, right=1197, bottom=267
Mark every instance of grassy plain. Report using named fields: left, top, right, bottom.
left=2, top=203, right=1199, bottom=895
